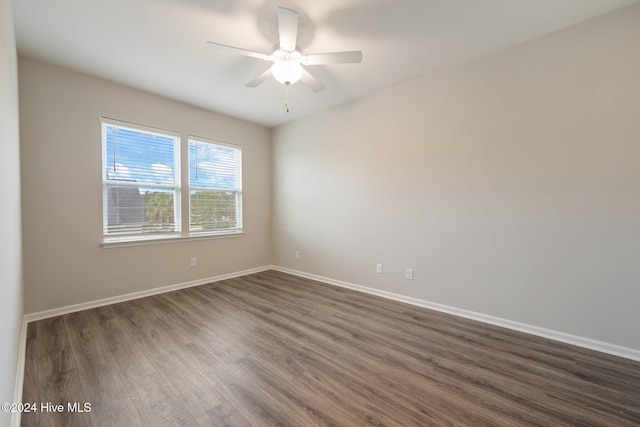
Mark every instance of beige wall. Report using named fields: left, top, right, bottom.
left=272, top=5, right=640, bottom=350
left=0, top=0, right=23, bottom=420
left=19, top=57, right=272, bottom=314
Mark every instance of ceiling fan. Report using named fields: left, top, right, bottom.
left=205, top=7, right=362, bottom=109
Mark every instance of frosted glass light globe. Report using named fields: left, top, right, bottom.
left=271, top=61, right=303, bottom=85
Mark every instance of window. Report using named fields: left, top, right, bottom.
left=101, top=119, right=181, bottom=238
left=101, top=118, right=242, bottom=243
left=189, top=137, right=242, bottom=234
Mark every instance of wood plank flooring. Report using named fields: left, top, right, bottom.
left=21, top=270, right=640, bottom=426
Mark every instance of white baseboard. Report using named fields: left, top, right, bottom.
left=11, top=318, right=27, bottom=427
left=23, top=265, right=272, bottom=323
left=271, top=266, right=640, bottom=362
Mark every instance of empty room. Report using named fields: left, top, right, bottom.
left=2, top=0, right=640, bottom=425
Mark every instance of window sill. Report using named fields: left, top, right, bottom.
left=101, top=230, right=244, bottom=248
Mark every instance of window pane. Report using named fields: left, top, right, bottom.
left=104, top=124, right=177, bottom=185
left=189, top=140, right=240, bottom=190
left=106, top=185, right=178, bottom=235
left=190, top=190, right=239, bottom=232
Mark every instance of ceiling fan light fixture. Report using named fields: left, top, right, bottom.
left=271, top=60, right=303, bottom=85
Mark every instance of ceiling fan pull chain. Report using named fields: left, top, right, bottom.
left=285, top=82, right=290, bottom=113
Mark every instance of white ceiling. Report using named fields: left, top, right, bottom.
left=12, top=0, right=639, bottom=128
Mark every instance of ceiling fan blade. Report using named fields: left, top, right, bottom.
left=305, top=51, right=363, bottom=65
left=277, top=7, right=299, bottom=51
left=299, top=67, right=325, bottom=92
left=205, top=41, right=270, bottom=61
left=246, top=68, right=273, bottom=88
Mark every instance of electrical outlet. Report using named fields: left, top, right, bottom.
left=405, top=268, right=414, bottom=280
left=376, top=263, right=383, bottom=274
left=295, top=250, right=300, bottom=259
left=190, top=257, right=197, bottom=267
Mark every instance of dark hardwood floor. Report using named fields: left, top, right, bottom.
left=21, top=270, right=640, bottom=426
